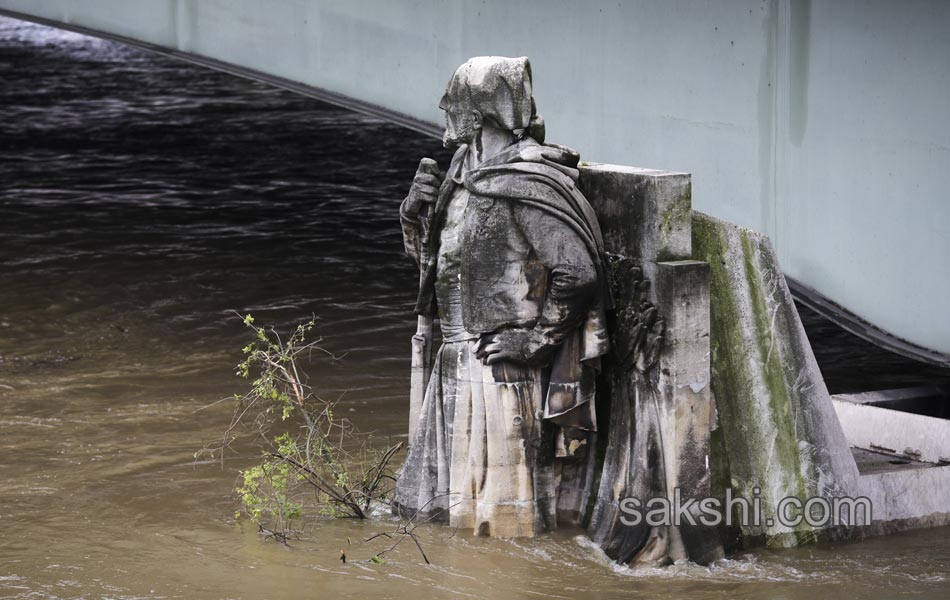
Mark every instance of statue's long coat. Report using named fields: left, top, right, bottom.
left=401, top=138, right=610, bottom=430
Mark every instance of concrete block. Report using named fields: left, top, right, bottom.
left=578, top=166, right=722, bottom=564
left=579, top=164, right=692, bottom=271
left=691, top=211, right=859, bottom=547
left=655, top=259, right=723, bottom=564
left=832, top=398, right=950, bottom=464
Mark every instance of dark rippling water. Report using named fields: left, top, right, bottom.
left=1, top=15, right=948, bottom=600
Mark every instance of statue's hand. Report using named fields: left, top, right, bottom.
left=401, top=158, right=443, bottom=219
left=475, top=328, right=553, bottom=366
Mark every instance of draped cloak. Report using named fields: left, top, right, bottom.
left=394, top=137, right=610, bottom=534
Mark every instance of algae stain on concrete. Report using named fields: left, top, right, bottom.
left=740, top=231, right=806, bottom=496
left=740, top=232, right=818, bottom=546
left=693, top=213, right=818, bottom=545
left=691, top=216, right=756, bottom=495
left=788, top=0, right=811, bottom=146
left=694, top=216, right=776, bottom=543
left=660, top=184, right=691, bottom=234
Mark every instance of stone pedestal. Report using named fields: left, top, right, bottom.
left=654, top=259, right=722, bottom=564
left=578, top=165, right=723, bottom=565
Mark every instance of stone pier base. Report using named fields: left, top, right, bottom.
left=574, top=165, right=950, bottom=562
left=579, top=165, right=723, bottom=565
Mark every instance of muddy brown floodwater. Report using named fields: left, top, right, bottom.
left=0, top=15, right=947, bottom=600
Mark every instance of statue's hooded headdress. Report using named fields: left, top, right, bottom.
left=440, top=56, right=546, bottom=143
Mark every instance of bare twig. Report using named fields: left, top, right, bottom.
left=364, top=493, right=461, bottom=565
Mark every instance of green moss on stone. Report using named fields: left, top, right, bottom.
left=692, top=213, right=817, bottom=548
left=692, top=215, right=753, bottom=488
left=739, top=231, right=809, bottom=503
left=659, top=184, right=692, bottom=234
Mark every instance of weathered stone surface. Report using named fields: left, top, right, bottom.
left=582, top=258, right=667, bottom=563
left=855, top=465, right=950, bottom=531
left=832, top=396, right=950, bottom=465
left=686, top=210, right=950, bottom=550
left=397, top=54, right=950, bottom=557
left=579, top=165, right=692, bottom=274
left=691, top=211, right=859, bottom=548
left=833, top=392, right=950, bottom=531
left=579, top=166, right=722, bottom=565
left=395, top=56, right=609, bottom=539
left=654, top=260, right=722, bottom=564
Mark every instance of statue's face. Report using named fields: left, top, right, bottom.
left=440, top=92, right=476, bottom=149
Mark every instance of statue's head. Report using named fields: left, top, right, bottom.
left=439, top=56, right=545, bottom=149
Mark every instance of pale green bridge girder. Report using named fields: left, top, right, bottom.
left=1, top=0, right=948, bottom=361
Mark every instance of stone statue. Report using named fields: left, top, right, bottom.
left=393, top=56, right=610, bottom=537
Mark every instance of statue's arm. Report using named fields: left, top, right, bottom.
left=514, top=203, right=598, bottom=346
left=475, top=202, right=598, bottom=366
left=399, top=198, right=424, bottom=267
left=400, top=158, right=442, bottom=268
